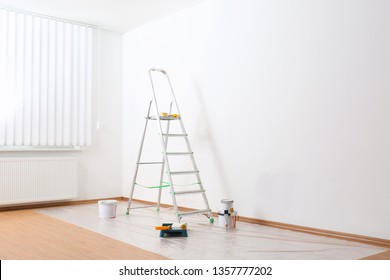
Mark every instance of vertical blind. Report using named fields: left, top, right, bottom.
left=0, top=8, right=93, bottom=147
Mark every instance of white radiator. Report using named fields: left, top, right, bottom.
left=0, top=157, right=77, bottom=205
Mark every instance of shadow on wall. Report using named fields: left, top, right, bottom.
left=192, top=81, right=231, bottom=200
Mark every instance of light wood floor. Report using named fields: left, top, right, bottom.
left=361, top=250, right=390, bottom=260
left=0, top=210, right=169, bottom=260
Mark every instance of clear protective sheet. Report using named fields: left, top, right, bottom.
left=37, top=201, right=386, bottom=260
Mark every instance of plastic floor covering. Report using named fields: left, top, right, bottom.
left=37, top=201, right=387, bottom=260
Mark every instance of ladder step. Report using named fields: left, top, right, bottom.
left=178, top=209, right=212, bottom=216
left=172, top=190, right=205, bottom=196
left=138, top=161, right=164, bottom=165
left=147, top=116, right=181, bottom=121
left=128, top=204, right=159, bottom=210
left=162, top=133, right=188, bottom=137
left=166, top=152, right=193, bottom=156
left=170, top=170, right=199, bottom=175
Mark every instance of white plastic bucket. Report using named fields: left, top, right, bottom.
left=98, top=200, right=119, bottom=218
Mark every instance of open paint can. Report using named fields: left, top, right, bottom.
left=218, top=198, right=237, bottom=229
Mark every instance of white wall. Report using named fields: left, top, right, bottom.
left=0, top=29, right=123, bottom=201
left=77, top=30, right=123, bottom=199
left=122, top=0, right=390, bottom=239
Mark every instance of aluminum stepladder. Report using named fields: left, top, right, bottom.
left=126, top=68, right=214, bottom=223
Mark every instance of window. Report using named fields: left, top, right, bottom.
left=0, top=7, right=94, bottom=149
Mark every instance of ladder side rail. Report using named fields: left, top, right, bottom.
left=157, top=102, right=173, bottom=210
left=149, top=70, right=180, bottom=221
left=126, top=101, right=153, bottom=214
left=179, top=119, right=212, bottom=215
left=149, top=69, right=183, bottom=117
left=165, top=73, right=184, bottom=117
left=168, top=78, right=212, bottom=217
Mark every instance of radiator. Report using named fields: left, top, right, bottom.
left=0, top=157, right=77, bottom=205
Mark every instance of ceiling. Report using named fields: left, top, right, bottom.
left=0, top=0, right=204, bottom=33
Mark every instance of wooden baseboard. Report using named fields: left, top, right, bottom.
left=2, top=196, right=389, bottom=249
left=238, top=216, right=390, bottom=249
left=0, top=197, right=124, bottom=212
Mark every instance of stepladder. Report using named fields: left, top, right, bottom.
left=126, top=68, right=214, bottom=223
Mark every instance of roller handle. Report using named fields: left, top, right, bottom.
left=155, top=226, right=171, bottom=231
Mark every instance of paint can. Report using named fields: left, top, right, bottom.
left=98, top=200, right=119, bottom=218
left=219, top=199, right=237, bottom=229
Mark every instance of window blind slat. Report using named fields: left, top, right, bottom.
left=63, top=22, right=72, bottom=146
left=85, top=29, right=92, bottom=145
left=15, top=13, right=25, bottom=146
left=23, top=14, right=33, bottom=145
left=47, top=19, right=56, bottom=146
left=31, top=16, right=40, bottom=145
left=39, top=17, right=48, bottom=146
left=79, top=26, right=86, bottom=146
left=71, top=25, right=79, bottom=146
left=56, top=21, right=65, bottom=146
left=6, top=11, right=16, bottom=146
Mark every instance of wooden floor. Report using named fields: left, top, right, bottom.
left=0, top=210, right=169, bottom=260
left=361, top=250, right=390, bottom=260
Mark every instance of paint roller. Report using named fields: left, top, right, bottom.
left=155, top=223, right=187, bottom=231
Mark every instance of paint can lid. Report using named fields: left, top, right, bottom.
left=98, top=200, right=118, bottom=205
